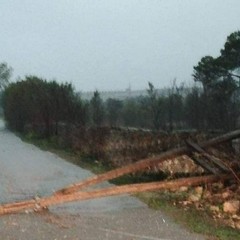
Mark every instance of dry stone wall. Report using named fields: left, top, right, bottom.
left=68, top=127, right=213, bottom=174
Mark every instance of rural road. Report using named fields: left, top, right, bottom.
left=0, top=120, right=205, bottom=240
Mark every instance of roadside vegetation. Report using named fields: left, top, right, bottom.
left=138, top=192, right=240, bottom=240
left=0, top=31, right=240, bottom=239
left=1, top=31, right=240, bottom=135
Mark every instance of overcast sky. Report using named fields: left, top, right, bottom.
left=1, top=1, right=239, bottom=91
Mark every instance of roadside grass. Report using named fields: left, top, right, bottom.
left=137, top=192, right=240, bottom=240
left=21, top=135, right=240, bottom=240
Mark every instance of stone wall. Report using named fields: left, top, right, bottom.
left=68, top=127, right=212, bottom=173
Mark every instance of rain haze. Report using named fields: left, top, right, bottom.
left=1, top=0, right=239, bottom=91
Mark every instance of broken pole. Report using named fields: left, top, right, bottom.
left=187, top=152, right=219, bottom=175
left=0, top=174, right=235, bottom=216
left=186, top=140, right=229, bottom=172
left=56, top=129, right=240, bottom=195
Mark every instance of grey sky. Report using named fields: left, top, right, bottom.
left=1, top=1, right=239, bottom=91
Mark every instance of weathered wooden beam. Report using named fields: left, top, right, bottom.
left=0, top=174, right=234, bottom=216
left=187, top=152, right=219, bottom=175
left=0, top=199, right=36, bottom=216
left=186, top=140, right=229, bottom=172
left=56, top=130, right=240, bottom=195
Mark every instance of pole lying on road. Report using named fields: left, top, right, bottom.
left=0, top=174, right=234, bottom=216
left=1, top=129, right=240, bottom=216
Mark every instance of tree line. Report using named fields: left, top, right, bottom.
left=0, top=31, right=240, bottom=136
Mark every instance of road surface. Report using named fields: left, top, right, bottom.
left=0, top=120, right=205, bottom=240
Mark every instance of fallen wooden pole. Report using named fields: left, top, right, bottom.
left=186, top=140, right=229, bottom=172
left=0, top=174, right=235, bottom=216
left=56, top=129, right=240, bottom=195
left=187, top=152, right=219, bottom=175
left=0, top=199, right=36, bottom=216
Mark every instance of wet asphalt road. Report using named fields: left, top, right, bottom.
left=0, top=120, right=206, bottom=239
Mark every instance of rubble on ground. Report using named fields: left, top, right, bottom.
left=173, top=182, right=240, bottom=229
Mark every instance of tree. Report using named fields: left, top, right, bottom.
left=2, top=76, right=86, bottom=136
left=147, top=82, right=165, bottom=130
left=68, top=93, right=88, bottom=127
left=2, top=80, right=32, bottom=131
left=90, top=91, right=105, bottom=127
left=192, top=31, right=240, bottom=130
left=193, top=56, right=227, bottom=95
left=165, top=80, right=185, bottom=131
left=122, top=98, right=139, bottom=127
left=193, top=32, right=240, bottom=93
left=193, top=57, right=237, bottom=130
left=184, top=87, right=204, bottom=130
left=106, top=98, right=123, bottom=126
left=0, top=62, right=12, bottom=90
left=221, top=31, right=240, bottom=71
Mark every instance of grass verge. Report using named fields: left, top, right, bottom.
left=137, top=192, right=240, bottom=240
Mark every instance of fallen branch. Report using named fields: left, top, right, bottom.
left=0, top=174, right=234, bottom=216
left=56, top=129, right=240, bottom=195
